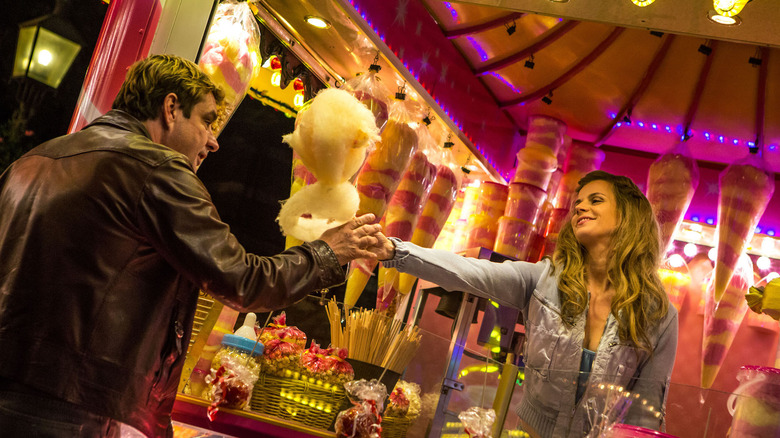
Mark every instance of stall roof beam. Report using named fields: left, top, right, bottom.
left=444, top=12, right=525, bottom=39
left=499, top=26, right=623, bottom=108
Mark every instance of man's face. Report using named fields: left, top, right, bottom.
left=168, top=93, right=219, bottom=173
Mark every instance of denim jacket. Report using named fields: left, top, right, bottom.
left=382, top=238, right=678, bottom=437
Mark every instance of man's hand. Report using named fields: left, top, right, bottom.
left=319, top=214, right=382, bottom=265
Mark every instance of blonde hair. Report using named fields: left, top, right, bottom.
left=113, top=54, right=225, bottom=120
left=552, top=170, right=669, bottom=353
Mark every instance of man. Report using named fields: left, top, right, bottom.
left=0, top=54, right=382, bottom=437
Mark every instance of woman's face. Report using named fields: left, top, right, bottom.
left=571, top=179, right=619, bottom=250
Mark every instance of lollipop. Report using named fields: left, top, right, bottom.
left=277, top=88, right=380, bottom=242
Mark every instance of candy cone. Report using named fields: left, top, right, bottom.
left=377, top=151, right=437, bottom=310
left=714, top=157, right=774, bottom=302
left=702, top=256, right=754, bottom=388
left=345, top=100, right=420, bottom=307
left=399, top=164, right=462, bottom=293
left=646, top=148, right=699, bottom=255
left=658, top=268, right=691, bottom=312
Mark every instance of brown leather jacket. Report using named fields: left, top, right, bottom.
left=0, top=110, right=345, bottom=437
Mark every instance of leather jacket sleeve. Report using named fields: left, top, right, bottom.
left=136, top=157, right=345, bottom=312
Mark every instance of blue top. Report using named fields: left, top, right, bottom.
left=221, top=334, right=264, bottom=357
left=576, top=348, right=597, bottom=403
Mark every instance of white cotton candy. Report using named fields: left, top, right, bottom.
left=277, top=88, right=381, bottom=242
left=277, top=182, right=360, bottom=242
left=282, top=88, right=379, bottom=185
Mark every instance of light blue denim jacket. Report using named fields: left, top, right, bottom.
left=382, top=238, right=678, bottom=438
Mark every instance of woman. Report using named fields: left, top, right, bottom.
left=375, top=171, right=678, bottom=438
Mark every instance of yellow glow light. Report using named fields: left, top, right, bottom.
left=631, top=0, right=656, bottom=6
left=714, top=0, right=749, bottom=17
left=304, top=15, right=332, bottom=29
left=271, top=71, right=281, bottom=87
left=37, top=49, right=53, bottom=66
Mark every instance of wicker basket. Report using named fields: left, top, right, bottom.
left=382, top=414, right=416, bottom=438
left=250, top=372, right=348, bottom=430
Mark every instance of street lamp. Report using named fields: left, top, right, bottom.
left=13, top=14, right=83, bottom=89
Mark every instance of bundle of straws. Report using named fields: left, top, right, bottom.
left=325, top=299, right=421, bottom=374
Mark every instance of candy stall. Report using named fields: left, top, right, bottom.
left=67, top=0, right=780, bottom=437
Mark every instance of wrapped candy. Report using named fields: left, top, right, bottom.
left=465, top=182, right=508, bottom=250
left=258, top=312, right=306, bottom=348
left=727, top=366, right=780, bottom=438
left=505, top=182, right=548, bottom=225
left=277, top=88, right=380, bottom=242
left=746, top=277, right=780, bottom=321
left=199, top=0, right=261, bottom=134
left=493, top=216, right=536, bottom=260
left=344, top=65, right=391, bottom=132
left=300, top=343, right=355, bottom=385
left=646, top=143, right=700, bottom=256
left=344, top=97, right=422, bottom=308
left=386, top=380, right=422, bottom=418
left=205, top=334, right=263, bottom=420
left=702, top=255, right=754, bottom=388
left=377, top=148, right=438, bottom=311
left=713, top=154, right=774, bottom=302
left=458, top=407, right=496, bottom=438
left=511, top=116, right=566, bottom=191
left=335, top=379, right=388, bottom=438
left=258, top=313, right=306, bottom=377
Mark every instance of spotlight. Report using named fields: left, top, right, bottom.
left=698, top=42, right=712, bottom=56
left=622, top=114, right=632, bottom=125
left=650, top=31, right=664, bottom=37
left=749, top=56, right=762, bottom=66
left=524, top=55, right=535, bottom=69
left=505, top=20, right=516, bottom=36
left=541, top=90, right=553, bottom=105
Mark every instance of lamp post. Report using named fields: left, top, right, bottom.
left=1, top=2, right=83, bottom=170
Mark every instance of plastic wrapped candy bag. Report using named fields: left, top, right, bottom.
left=205, top=341, right=262, bottom=420
left=277, top=88, right=380, bottom=242
left=702, top=255, right=754, bottom=388
left=199, top=0, right=261, bottom=134
left=258, top=312, right=307, bottom=348
left=344, top=95, right=423, bottom=308
left=300, top=343, right=354, bottom=385
left=386, top=380, right=422, bottom=418
left=713, top=153, right=774, bottom=302
left=458, top=407, right=496, bottom=438
left=344, top=64, right=391, bottom=133
left=335, top=379, right=387, bottom=438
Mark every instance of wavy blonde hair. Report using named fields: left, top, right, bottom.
left=552, top=170, right=669, bottom=353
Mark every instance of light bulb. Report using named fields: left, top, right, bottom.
left=668, top=254, right=685, bottom=268
left=683, top=243, right=698, bottom=258
left=757, top=256, right=771, bottom=271
left=37, top=49, right=53, bottom=66
left=708, top=247, right=716, bottom=262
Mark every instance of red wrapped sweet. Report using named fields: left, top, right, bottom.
left=300, top=343, right=354, bottom=385
left=335, top=379, right=386, bottom=438
left=258, top=312, right=306, bottom=348
left=261, top=338, right=302, bottom=377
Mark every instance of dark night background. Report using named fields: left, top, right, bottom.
left=1, top=0, right=376, bottom=342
